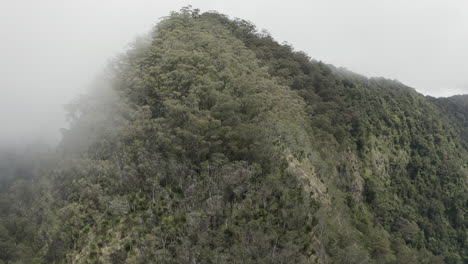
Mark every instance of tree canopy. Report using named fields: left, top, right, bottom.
left=0, top=7, right=466, bottom=264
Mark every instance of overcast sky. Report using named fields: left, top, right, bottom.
left=1, top=0, right=467, bottom=147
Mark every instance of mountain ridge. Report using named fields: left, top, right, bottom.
left=0, top=7, right=466, bottom=264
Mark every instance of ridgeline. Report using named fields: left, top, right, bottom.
left=0, top=8, right=466, bottom=264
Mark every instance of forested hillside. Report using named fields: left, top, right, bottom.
left=431, top=95, right=468, bottom=145
left=0, top=8, right=466, bottom=264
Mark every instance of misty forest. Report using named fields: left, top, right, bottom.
left=0, top=8, right=467, bottom=264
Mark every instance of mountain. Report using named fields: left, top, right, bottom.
left=431, top=95, right=468, bottom=145
left=0, top=8, right=466, bottom=264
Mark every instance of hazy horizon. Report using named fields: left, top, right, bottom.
left=1, top=0, right=467, bottom=147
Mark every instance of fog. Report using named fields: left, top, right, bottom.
left=1, top=0, right=467, bottom=148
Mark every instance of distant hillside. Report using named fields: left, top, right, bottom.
left=0, top=7, right=466, bottom=264
left=431, top=95, right=468, bottom=144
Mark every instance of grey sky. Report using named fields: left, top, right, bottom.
left=1, top=0, right=467, bottom=146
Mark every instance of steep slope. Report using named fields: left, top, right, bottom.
left=431, top=95, right=468, bottom=145
left=43, top=9, right=320, bottom=263
left=0, top=8, right=466, bottom=264
left=210, top=11, right=467, bottom=262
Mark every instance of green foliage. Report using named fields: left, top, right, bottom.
left=0, top=7, right=466, bottom=264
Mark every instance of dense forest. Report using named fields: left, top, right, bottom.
left=0, top=8, right=466, bottom=263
